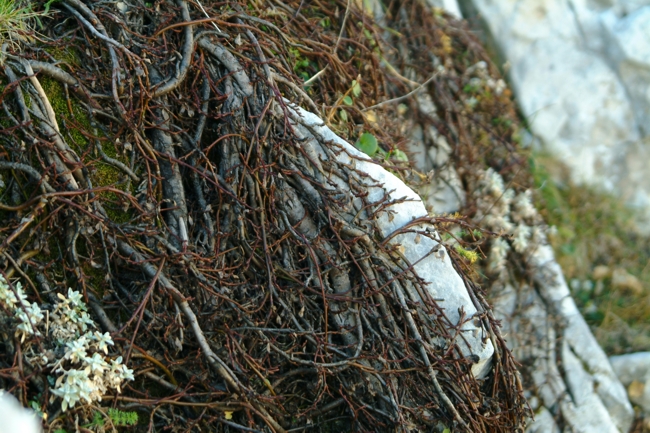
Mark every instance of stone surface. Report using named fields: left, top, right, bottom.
left=523, top=244, right=633, bottom=432
left=527, top=406, right=560, bottom=433
left=0, top=391, right=41, bottom=433
left=402, top=86, right=634, bottom=431
left=426, top=0, right=462, bottom=18
left=285, top=102, right=495, bottom=377
left=490, top=244, right=634, bottom=433
left=461, top=0, right=650, bottom=231
left=395, top=41, right=635, bottom=426
left=610, top=352, right=650, bottom=413
left=406, top=94, right=466, bottom=214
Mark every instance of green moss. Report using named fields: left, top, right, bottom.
left=93, top=162, right=132, bottom=224
left=94, top=161, right=120, bottom=185
left=39, top=75, right=91, bottom=149
left=39, top=71, right=134, bottom=224
left=81, top=261, right=107, bottom=296
left=45, top=46, right=81, bottom=68
left=454, top=244, right=479, bottom=264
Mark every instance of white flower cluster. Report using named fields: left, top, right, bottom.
left=0, top=279, right=44, bottom=342
left=474, top=168, right=548, bottom=274
left=0, top=278, right=134, bottom=412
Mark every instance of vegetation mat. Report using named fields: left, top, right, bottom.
left=0, top=0, right=530, bottom=431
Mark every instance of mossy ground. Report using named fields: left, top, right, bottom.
left=1, top=62, right=134, bottom=288
left=530, top=151, right=650, bottom=354
left=39, top=74, right=134, bottom=224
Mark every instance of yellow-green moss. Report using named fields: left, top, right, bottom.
left=454, top=243, right=479, bottom=264
left=84, top=264, right=106, bottom=291
left=94, top=162, right=132, bottom=224
left=40, top=72, right=134, bottom=224
left=45, top=46, right=82, bottom=68
left=39, top=75, right=91, bottom=149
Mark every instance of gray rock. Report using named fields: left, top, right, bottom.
left=399, top=57, right=635, bottom=429
left=285, top=102, right=494, bottom=378
left=462, top=0, right=650, bottom=232
left=403, top=89, right=634, bottom=431
left=610, top=352, right=650, bottom=413
left=0, top=391, right=42, bottom=433
left=528, top=244, right=634, bottom=432
left=527, top=407, right=560, bottom=433
left=425, top=0, right=462, bottom=17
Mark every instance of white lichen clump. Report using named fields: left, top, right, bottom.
left=0, top=277, right=134, bottom=412
left=474, top=168, right=549, bottom=274
left=464, top=61, right=508, bottom=106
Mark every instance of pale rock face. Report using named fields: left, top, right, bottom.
left=457, top=163, right=633, bottom=432
left=406, top=112, right=466, bottom=214
left=425, top=0, right=463, bottom=17
left=527, top=406, right=560, bottom=433
left=528, top=244, right=634, bottom=432
left=610, top=352, right=650, bottom=413
left=490, top=244, right=634, bottom=433
left=411, top=94, right=466, bottom=214
left=0, top=392, right=42, bottom=433
left=462, top=0, right=650, bottom=231
left=405, top=1, right=638, bottom=430
left=285, top=103, right=494, bottom=378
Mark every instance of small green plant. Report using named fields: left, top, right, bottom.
left=289, top=47, right=313, bottom=81
left=86, top=408, right=139, bottom=429
left=338, top=79, right=362, bottom=122
left=387, top=149, right=408, bottom=162
left=454, top=244, right=479, bottom=264
left=88, top=411, right=105, bottom=428
left=29, top=399, right=45, bottom=420
left=0, top=0, right=41, bottom=54
left=355, top=132, right=378, bottom=156
left=107, top=408, right=139, bottom=426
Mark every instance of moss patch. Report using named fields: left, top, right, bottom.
left=39, top=75, right=91, bottom=149
left=40, top=73, right=133, bottom=223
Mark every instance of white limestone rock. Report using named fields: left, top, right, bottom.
left=0, top=391, right=41, bottom=433
left=527, top=407, right=560, bottom=433
left=284, top=102, right=494, bottom=378
left=528, top=244, right=634, bottom=432
left=610, top=352, right=650, bottom=413
left=493, top=275, right=631, bottom=433
left=463, top=0, right=650, bottom=231
left=405, top=96, right=466, bottom=214
left=425, top=0, right=462, bottom=18
left=602, top=7, right=650, bottom=99
left=463, top=165, right=634, bottom=432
